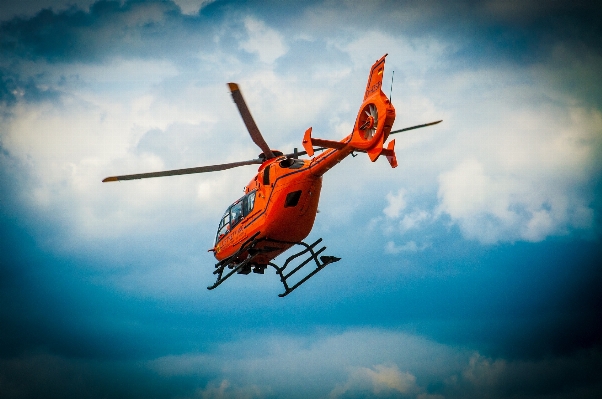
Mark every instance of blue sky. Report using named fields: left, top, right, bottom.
left=1, top=1, right=601, bottom=398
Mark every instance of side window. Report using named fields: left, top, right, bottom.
left=263, top=165, right=270, bottom=185
left=284, top=190, right=302, bottom=208
left=244, top=191, right=256, bottom=216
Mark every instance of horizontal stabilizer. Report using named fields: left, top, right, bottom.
left=311, top=138, right=345, bottom=150
left=302, top=127, right=346, bottom=158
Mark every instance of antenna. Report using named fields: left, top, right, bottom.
left=389, top=70, right=394, bottom=103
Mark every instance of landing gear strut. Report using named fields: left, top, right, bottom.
left=207, top=235, right=340, bottom=297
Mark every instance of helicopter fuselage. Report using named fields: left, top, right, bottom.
left=212, top=141, right=355, bottom=266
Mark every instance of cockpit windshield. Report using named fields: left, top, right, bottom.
left=215, top=190, right=257, bottom=245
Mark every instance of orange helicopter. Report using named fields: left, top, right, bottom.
left=103, top=54, right=441, bottom=296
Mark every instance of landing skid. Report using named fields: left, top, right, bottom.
left=269, top=238, right=341, bottom=297
left=207, top=235, right=340, bottom=297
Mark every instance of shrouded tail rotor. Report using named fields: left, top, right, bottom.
left=358, top=103, right=379, bottom=140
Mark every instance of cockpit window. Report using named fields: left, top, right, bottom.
left=230, top=200, right=243, bottom=228
left=216, top=210, right=230, bottom=242
left=215, top=190, right=257, bottom=245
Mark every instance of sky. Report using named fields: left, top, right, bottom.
left=1, top=0, right=601, bottom=398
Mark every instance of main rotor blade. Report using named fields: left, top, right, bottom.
left=102, top=158, right=263, bottom=182
left=228, top=83, right=275, bottom=159
left=283, top=147, right=326, bottom=159
left=389, top=120, right=442, bottom=135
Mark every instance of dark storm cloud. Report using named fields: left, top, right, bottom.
left=0, top=163, right=196, bottom=362
left=263, top=0, right=602, bottom=107
left=0, top=220, right=132, bottom=359
left=315, top=236, right=602, bottom=360
left=0, top=71, right=61, bottom=106
left=398, top=0, right=602, bottom=54
left=2, top=0, right=601, bottom=65
left=0, top=352, right=212, bottom=399
left=0, top=0, right=217, bottom=63
left=1, top=0, right=601, bottom=109
left=0, top=0, right=229, bottom=109
left=461, top=1, right=602, bottom=62
left=269, top=0, right=602, bottom=53
left=436, top=348, right=602, bottom=399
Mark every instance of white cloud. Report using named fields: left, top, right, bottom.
left=148, top=328, right=468, bottom=398
left=437, top=118, right=598, bottom=244
left=330, top=364, right=419, bottom=398
left=230, top=68, right=336, bottom=140
left=172, top=0, right=216, bottom=15
left=0, top=52, right=263, bottom=253
left=379, top=191, right=432, bottom=248
left=339, top=31, right=448, bottom=77
left=145, top=328, right=602, bottom=399
left=461, top=353, right=506, bottom=388
left=384, top=189, right=407, bottom=218
left=192, top=380, right=263, bottom=399
left=400, top=210, right=431, bottom=231
left=385, top=240, right=430, bottom=254
left=8, top=333, right=599, bottom=399
left=240, top=17, right=288, bottom=64
left=0, top=91, right=214, bottom=240
left=368, top=365, right=416, bottom=394
left=373, top=58, right=601, bottom=247
left=437, top=159, right=514, bottom=244
left=427, top=60, right=602, bottom=244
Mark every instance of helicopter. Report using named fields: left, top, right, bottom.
left=103, top=54, right=441, bottom=297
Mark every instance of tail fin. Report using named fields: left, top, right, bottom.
left=363, top=54, right=387, bottom=101
left=349, top=54, right=396, bottom=163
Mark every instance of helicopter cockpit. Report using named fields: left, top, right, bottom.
left=215, top=190, right=256, bottom=244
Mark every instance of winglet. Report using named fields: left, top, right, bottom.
left=102, top=176, right=118, bottom=182
left=383, top=139, right=397, bottom=168
left=302, top=127, right=314, bottom=157
left=366, top=139, right=397, bottom=168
